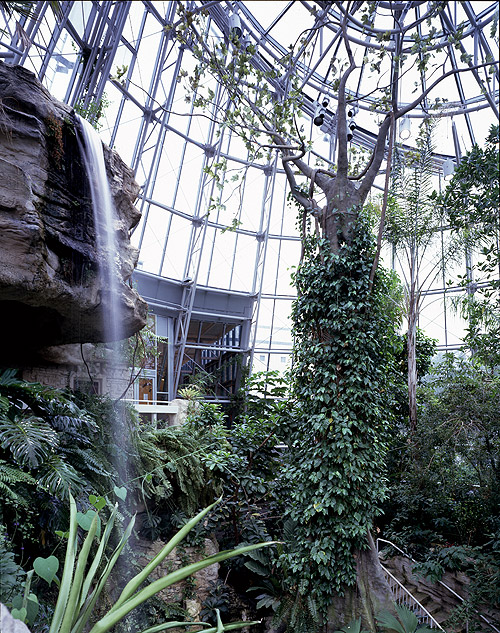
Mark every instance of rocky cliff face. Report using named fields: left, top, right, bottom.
left=0, top=62, right=148, bottom=365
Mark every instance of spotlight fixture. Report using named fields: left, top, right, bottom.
left=442, top=158, right=456, bottom=179
left=347, top=120, right=356, bottom=141
left=228, top=12, right=242, bottom=40
left=347, top=103, right=358, bottom=118
left=313, top=96, right=329, bottom=127
left=399, top=116, right=411, bottom=140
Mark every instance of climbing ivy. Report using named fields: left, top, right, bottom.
left=280, top=213, right=400, bottom=616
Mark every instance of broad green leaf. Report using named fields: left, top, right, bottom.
left=113, top=486, right=127, bottom=500
left=34, top=555, right=59, bottom=585
left=76, top=510, right=98, bottom=531
left=89, top=495, right=106, bottom=510
left=11, top=607, right=27, bottom=623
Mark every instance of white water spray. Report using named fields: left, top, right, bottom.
left=77, top=115, right=123, bottom=344
left=77, top=115, right=132, bottom=497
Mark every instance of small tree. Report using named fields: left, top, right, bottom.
left=440, top=124, right=500, bottom=368
left=385, top=118, right=461, bottom=433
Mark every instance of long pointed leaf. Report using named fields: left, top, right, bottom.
left=195, top=623, right=261, bottom=633
left=216, top=608, right=224, bottom=633
left=59, top=513, right=98, bottom=633
left=89, top=541, right=275, bottom=633
left=138, top=623, right=209, bottom=633
left=376, top=609, right=407, bottom=633
left=70, top=515, right=136, bottom=633
left=139, top=622, right=260, bottom=633
left=77, top=504, right=118, bottom=610
left=49, top=493, right=79, bottom=633
left=110, top=497, right=222, bottom=612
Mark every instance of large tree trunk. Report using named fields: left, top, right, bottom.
left=327, top=534, right=395, bottom=631
left=322, top=180, right=363, bottom=252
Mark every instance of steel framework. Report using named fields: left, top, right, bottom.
left=1, top=1, right=498, bottom=397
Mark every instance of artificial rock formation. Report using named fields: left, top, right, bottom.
left=0, top=604, right=31, bottom=633
left=0, top=62, right=147, bottom=365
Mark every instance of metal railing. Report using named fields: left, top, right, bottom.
left=377, top=538, right=500, bottom=633
left=379, top=561, right=444, bottom=629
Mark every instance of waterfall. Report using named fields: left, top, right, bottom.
left=76, top=114, right=132, bottom=500
left=77, top=115, right=123, bottom=344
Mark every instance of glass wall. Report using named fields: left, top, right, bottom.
left=2, top=1, right=498, bottom=393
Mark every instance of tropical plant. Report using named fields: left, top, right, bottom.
left=0, top=373, right=87, bottom=550
left=279, top=214, right=400, bottom=623
left=376, top=604, right=434, bottom=633
left=385, top=118, right=461, bottom=433
left=0, top=524, right=25, bottom=605
left=15, top=493, right=273, bottom=633
left=439, top=124, right=500, bottom=367
left=383, top=353, right=500, bottom=560
left=135, top=420, right=221, bottom=519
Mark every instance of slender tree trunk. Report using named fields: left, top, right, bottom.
left=408, top=254, right=418, bottom=434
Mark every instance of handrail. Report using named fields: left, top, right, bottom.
left=379, top=562, right=444, bottom=630
left=377, top=538, right=500, bottom=633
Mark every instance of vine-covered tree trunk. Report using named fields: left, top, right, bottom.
left=282, top=217, right=399, bottom=630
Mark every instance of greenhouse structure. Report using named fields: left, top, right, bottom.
left=0, top=2, right=498, bottom=633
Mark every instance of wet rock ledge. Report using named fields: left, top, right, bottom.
left=0, top=62, right=148, bottom=365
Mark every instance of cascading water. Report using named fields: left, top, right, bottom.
left=77, top=115, right=123, bottom=344
left=77, top=114, right=132, bottom=498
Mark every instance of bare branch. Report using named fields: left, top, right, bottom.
left=369, top=112, right=395, bottom=291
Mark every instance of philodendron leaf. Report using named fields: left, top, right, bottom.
left=113, top=486, right=127, bottom=500
left=11, top=607, right=27, bottom=622
left=77, top=509, right=98, bottom=531
left=89, top=494, right=107, bottom=510
left=12, top=593, right=39, bottom=624
left=55, top=530, right=69, bottom=539
left=33, top=555, right=59, bottom=585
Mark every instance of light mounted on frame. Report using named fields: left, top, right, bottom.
left=314, top=96, right=329, bottom=126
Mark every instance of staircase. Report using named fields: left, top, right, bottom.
left=377, top=539, right=500, bottom=633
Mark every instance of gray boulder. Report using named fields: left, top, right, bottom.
left=0, top=604, right=31, bottom=633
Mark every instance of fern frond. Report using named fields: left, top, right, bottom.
left=64, top=447, right=113, bottom=478
left=0, top=459, right=36, bottom=505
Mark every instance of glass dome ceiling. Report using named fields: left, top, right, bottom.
left=1, top=1, right=498, bottom=395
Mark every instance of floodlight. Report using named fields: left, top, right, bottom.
left=399, top=116, right=411, bottom=140
left=443, top=158, right=456, bottom=179
left=228, top=13, right=242, bottom=39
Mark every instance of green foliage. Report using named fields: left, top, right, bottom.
left=384, top=354, right=500, bottom=549
left=412, top=532, right=500, bottom=632
left=194, top=404, right=284, bottom=551
left=0, top=524, right=25, bottom=604
left=135, top=421, right=220, bottom=518
left=74, top=94, right=110, bottom=131
left=281, top=214, right=399, bottom=615
left=0, top=371, right=106, bottom=556
left=22, top=493, right=269, bottom=633
left=440, top=124, right=500, bottom=366
left=376, top=604, right=433, bottom=633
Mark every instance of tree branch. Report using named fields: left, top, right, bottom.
left=369, top=112, right=395, bottom=292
